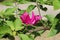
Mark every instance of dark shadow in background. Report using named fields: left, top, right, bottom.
left=3, top=33, right=15, bottom=40
left=32, top=30, right=45, bottom=38
left=5, top=15, right=16, bottom=22
left=0, top=0, right=4, bottom=2
left=55, top=13, right=60, bottom=33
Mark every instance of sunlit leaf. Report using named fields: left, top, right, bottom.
left=39, top=0, right=44, bottom=4
left=28, top=34, right=34, bottom=40
left=19, top=10, right=25, bottom=15
left=6, top=21, right=15, bottom=31
left=4, top=8, right=17, bottom=15
left=14, top=18, right=24, bottom=31
left=48, top=29, right=57, bottom=37
left=0, top=25, right=12, bottom=35
left=18, top=0, right=28, bottom=4
left=18, top=34, right=33, bottom=40
left=0, top=10, right=5, bottom=17
left=38, top=30, right=44, bottom=34
left=53, top=0, right=60, bottom=10
left=2, top=1, right=13, bottom=6
left=45, top=14, right=55, bottom=23
left=48, top=18, right=58, bottom=37
left=26, top=5, right=36, bottom=12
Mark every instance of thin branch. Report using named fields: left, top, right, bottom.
left=28, top=27, right=50, bottom=33
left=36, top=0, right=41, bottom=16
left=14, top=1, right=19, bottom=18
left=36, top=0, right=47, bottom=27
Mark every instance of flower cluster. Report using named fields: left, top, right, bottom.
left=20, top=11, right=42, bottom=25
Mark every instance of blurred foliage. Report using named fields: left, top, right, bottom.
left=45, top=14, right=59, bottom=37
left=0, top=4, right=36, bottom=40
left=0, top=0, right=60, bottom=10
left=18, top=5, right=36, bottom=15
left=0, top=0, right=60, bottom=40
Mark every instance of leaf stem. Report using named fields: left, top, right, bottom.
left=28, top=26, right=50, bottom=33
left=36, top=0, right=41, bottom=16
left=36, top=0, right=47, bottom=27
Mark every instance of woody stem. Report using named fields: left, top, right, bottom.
left=28, top=26, right=50, bottom=33
left=36, top=0, right=47, bottom=27
left=36, top=0, right=41, bottom=16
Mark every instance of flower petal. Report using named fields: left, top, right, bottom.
left=34, top=15, right=42, bottom=24
left=35, top=15, right=42, bottom=21
left=30, top=11, right=36, bottom=24
left=25, top=14, right=31, bottom=24
left=20, top=11, right=30, bottom=24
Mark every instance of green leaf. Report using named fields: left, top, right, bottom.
left=52, top=18, right=58, bottom=28
left=48, top=18, right=58, bottom=37
left=0, top=25, right=12, bottom=35
left=0, top=10, right=5, bottom=17
left=38, top=30, right=44, bottom=34
left=26, top=5, right=36, bottom=12
left=53, top=0, right=60, bottom=10
left=14, top=18, right=23, bottom=31
left=0, top=34, right=4, bottom=38
left=18, top=34, right=32, bottom=40
left=48, top=29, right=57, bottom=37
left=18, top=0, right=28, bottom=4
left=4, top=8, right=17, bottom=15
left=28, top=34, right=34, bottom=40
left=39, top=0, right=44, bottom=3
left=45, top=14, right=55, bottom=23
left=45, top=14, right=58, bottom=37
left=2, top=1, right=13, bottom=6
left=6, top=21, right=15, bottom=31
left=19, top=10, right=25, bottom=15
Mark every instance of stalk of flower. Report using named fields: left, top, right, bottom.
left=36, top=1, right=47, bottom=27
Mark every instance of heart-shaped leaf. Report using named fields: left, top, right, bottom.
left=6, top=21, right=15, bottom=31
left=0, top=25, right=12, bottom=37
left=14, top=18, right=24, bottom=31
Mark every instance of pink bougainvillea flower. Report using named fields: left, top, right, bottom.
left=20, top=11, right=42, bottom=25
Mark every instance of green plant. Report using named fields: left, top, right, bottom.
left=0, top=0, right=60, bottom=40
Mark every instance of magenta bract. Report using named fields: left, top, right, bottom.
left=20, top=11, right=42, bottom=25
